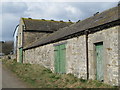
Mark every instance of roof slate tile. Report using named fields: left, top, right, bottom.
left=24, top=6, right=120, bottom=50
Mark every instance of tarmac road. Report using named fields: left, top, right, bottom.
left=0, top=60, right=28, bottom=88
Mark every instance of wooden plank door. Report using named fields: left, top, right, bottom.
left=95, top=42, right=104, bottom=81
left=54, top=46, right=60, bottom=73
left=54, top=44, right=66, bottom=73
left=19, top=48, right=23, bottom=63
left=59, top=44, right=66, bottom=73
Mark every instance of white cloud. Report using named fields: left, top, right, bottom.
left=0, top=3, right=2, bottom=41
left=2, top=2, right=28, bottom=41
left=1, top=2, right=118, bottom=41
left=2, top=2, right=27, bottom=15
left=24, top=2, right=118, bottom=22
left=2, top=13, right=19, bottom=40
left=0, top=16, right=2, bottom=41
left=2, top=0, right=120, bottom=2
left=65, top=6, right=77, bottom=14
left=24, top=2, right=84, bottom=21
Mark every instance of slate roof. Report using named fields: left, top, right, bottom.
left=22, top=18, right=73, bottom=31
left=24, top=6, right=120, bottom=50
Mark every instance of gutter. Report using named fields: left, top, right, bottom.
left=23, top=30, right=54, bottom=33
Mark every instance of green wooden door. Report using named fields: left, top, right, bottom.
left=19, top=48, right=23, bottom=63
left=95, top=42, right=104, bottom=81
left=54, top=46, right=60, bottom=73
left=54, top=44, right=66, bottom=73
left=59, top=44, right=66, bottom=73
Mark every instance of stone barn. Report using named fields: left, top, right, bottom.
left=17, top=6, right=120, bottom=86
left=16, top=18, right=72, bottom=62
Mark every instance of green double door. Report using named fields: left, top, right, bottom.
left=54, top=44, right=66, bottom=73
left=95, top=42, right=104, bottom=81
left=19, top=48, right=23, bottom=63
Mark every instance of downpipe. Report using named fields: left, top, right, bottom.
left=85, top=30, right=89, bottom=80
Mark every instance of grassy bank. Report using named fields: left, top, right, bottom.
left=2, top=59, right=115, bottom=88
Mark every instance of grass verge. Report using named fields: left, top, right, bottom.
left=2, top=59, right=116, bottom=88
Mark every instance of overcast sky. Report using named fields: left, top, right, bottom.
left=1, top=1, right=118, bottom=41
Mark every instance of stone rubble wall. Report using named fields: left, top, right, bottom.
left=23, top=32, right=49, bottom=48
left=23, top=26, right=119, bottom=86
left=24, top=35, right=87, bottom=79
left=88, top=26, right=119, bottom=86
left=1, top=54, right=16, bottom=60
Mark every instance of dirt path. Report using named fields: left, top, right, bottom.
left=0, top=60, right=29, bottom=88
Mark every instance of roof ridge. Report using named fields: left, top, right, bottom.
left=21, top=18, right=74, bottom=23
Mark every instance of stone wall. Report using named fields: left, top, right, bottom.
left=23, top=43, right=54, bottom=71
left=65, top=35, right=87, bottom=79
left=23, top=26, right=119, bottom=86
left=23, top=32, right=49, bottom=48
left=17, top=19, right=24, bottom=62
left=24, top=35, right=87, bottom=79
left=118, top=26, right=120, bottom=86
left=1, top=54, right=16, bottom=60
left=88, top=26, right=119, bottom=86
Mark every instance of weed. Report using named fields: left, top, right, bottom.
left=80, top=78, right=87, bottom=83
left=2, top=59, right=115, bottom=88
left=75, top=86, right=83, bottom=88
left=95, top=82, right=102, bottom=87
left=54, top=75, right=60, bottom=79
left=49, top=74, right=56, bottom=78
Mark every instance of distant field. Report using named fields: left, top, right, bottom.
left=2, top=59, right=117, bottom=88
